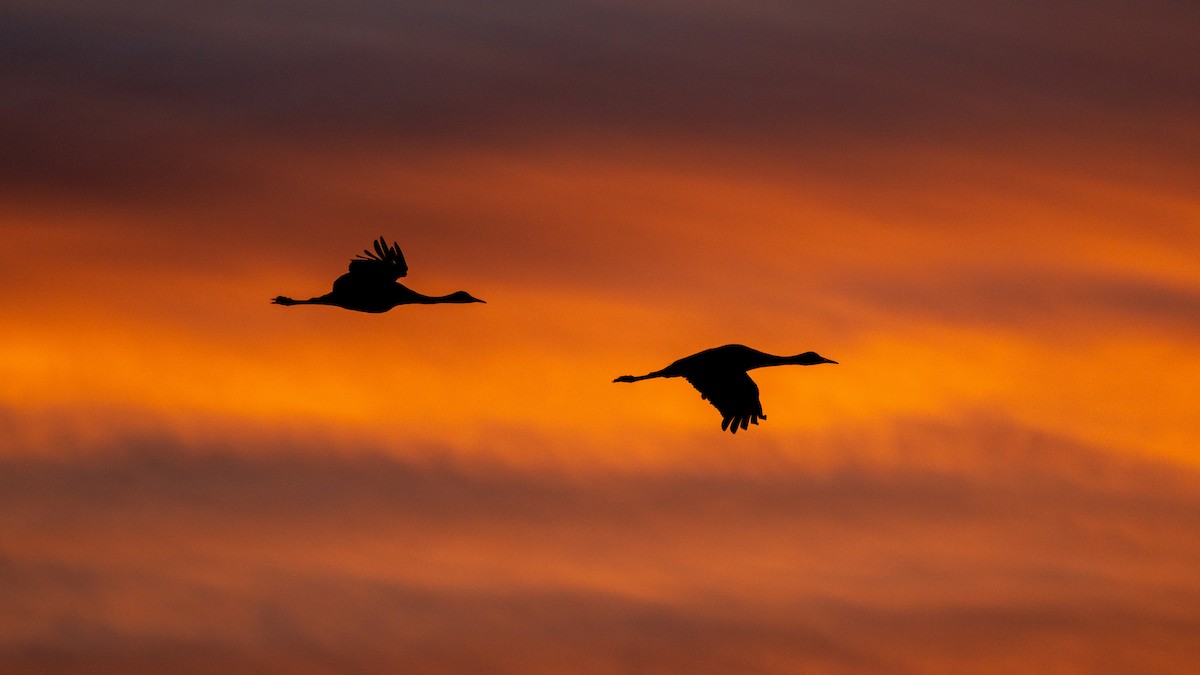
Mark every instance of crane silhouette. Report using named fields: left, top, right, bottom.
left=614, top=344, right=837, bottom=434
left=272, top=237, right=484, bottom=313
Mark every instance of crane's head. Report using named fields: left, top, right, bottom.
left=447, top=291, right=486, bottom=304
left=791, top=351, right=838, bottom=365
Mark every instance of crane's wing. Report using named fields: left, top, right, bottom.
left=347, top=237, right=408, bottom=281
left=683, top=370, right=766, bottom=434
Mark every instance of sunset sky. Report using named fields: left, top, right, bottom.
left=3, top=0, right=1199, bottom=672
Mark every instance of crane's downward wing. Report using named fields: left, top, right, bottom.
left=683, top=370, right=765, bottom=434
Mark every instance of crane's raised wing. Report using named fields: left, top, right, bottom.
left=347, top=237, right=408, bottom=281
left=683, top=370, right=766, bottom=434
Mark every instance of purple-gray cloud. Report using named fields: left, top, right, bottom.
left=3, top=0, right=1198, bottom=196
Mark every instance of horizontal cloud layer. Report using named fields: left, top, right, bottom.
left=5, top=0, right=1198, bottom=196
left=2, top=417, right=1198, bottom=673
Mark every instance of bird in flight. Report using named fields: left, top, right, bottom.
left=613, top=344, right=837, bottom=434
left=272, top=237, right=485, bottom=313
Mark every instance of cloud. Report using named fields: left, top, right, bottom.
left=834, top=268, right=1200, bottom=335
left=1, top=417, right=1198, bottom=672
left=13, top=0, right=1196, bottom=133
left=4, top=0, right=1197, bottom=198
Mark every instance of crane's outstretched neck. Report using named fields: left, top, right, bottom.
left=747, top=351, right=838, bottom=367
left=421, top=290, right=486, bottom=304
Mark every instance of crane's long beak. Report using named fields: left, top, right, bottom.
left=823, top=358, right=839, bottom=364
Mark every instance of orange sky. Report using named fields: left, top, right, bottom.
left=3, top=138, right=1196, bottom=464
left=2, top=0, right=1199, bottom=672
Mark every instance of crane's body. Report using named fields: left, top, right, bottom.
left=272, top=237, right=484, bottom=312
left=614, top=344, right=837, bottom=434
